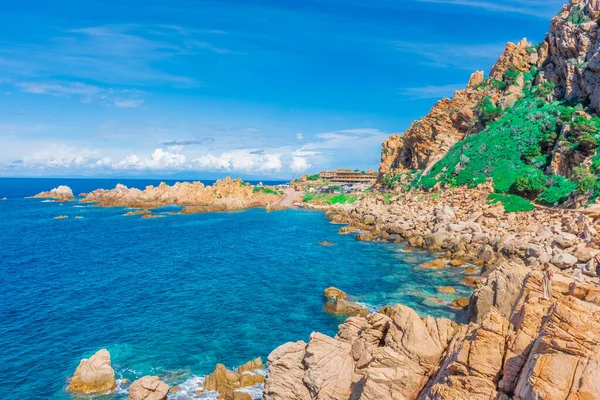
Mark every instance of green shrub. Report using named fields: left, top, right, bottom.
left=571, top=166, right=597, bottom=192
left=537, top=175, right=577, bottom=205
left=306, top=174, right=320, bottom=181
left=504, top=65, right=521, bottom=87
left=569, top=116, right=600, bottom=154
left=476, top=96, right=502, bottom=126
left=488, top=193, right=535, bottom=213
left=254, top=187, right=279, bottom=195
left=567, top=6, right=590, bottom=24
left=510, top=168, right=546, bottom=198
left=326, top=194, right=358, bottom=205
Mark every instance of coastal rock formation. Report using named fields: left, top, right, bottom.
left=80, top=178, right=282, bottom=214
left=68, top=349, right=116, bottom=394
left=324, top=287, right=348, bottom=300
left=380, top=38, right=534, bottom=176
left=264, top=306, right=457, bottom=400
left=203, top=359, right=265, bottom=399
left=323, top=287, right=368, bottom=317
left=128, top=376, right=169, bottom=400
left=32, top=185, right=74, bottom=202
left=264, top=267, right=600, bottom=400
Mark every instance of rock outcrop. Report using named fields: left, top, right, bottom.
left=68, top=349, right=116, bottom=394
left=128, top=376, right=170, bottom=400
left=79, top=178, right=282, bottom=214
left=264, top=266, right=600, bottom=400
left=32, top=185, right=74, bottom=202
left=380, top=38, right=534, bottom=176
left=264, top=306, right=458, bottom=400
left=203, top=359, right=265, bottom=399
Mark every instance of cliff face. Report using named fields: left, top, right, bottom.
left=380, top=39, right=535, bottom=175
left=379, top=0, right=600, bottom=180
left=543, top=0, right=600, bottom=113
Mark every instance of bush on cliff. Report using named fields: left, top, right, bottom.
left=416, top=73, right=587, bottom=206
left=536, top=175, right=577, bottom=205
left=488, top=193, right=534, bottom=213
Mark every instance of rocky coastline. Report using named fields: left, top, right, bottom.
left=32, top=178, right=286, bottom=216
left=55, top=0, right=600, bottom=398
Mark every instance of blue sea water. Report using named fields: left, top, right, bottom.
left=0, top=178, right=472, bottom=400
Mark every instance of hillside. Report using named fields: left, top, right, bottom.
left=379, top=0, right=600, bottom=208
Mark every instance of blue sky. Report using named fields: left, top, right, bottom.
left=0, top=0, right=565, bottom=179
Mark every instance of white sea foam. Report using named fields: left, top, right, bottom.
left=41, top=200, right=53, bottom=203
left=164, top=366, right=266, bottom=400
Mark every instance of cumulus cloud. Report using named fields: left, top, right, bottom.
left=290, top=156, right=311, bottom=173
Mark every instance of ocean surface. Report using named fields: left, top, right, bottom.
left=0, top=178, right=472, bottom=400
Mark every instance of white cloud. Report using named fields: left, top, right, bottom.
left=290, top=156, right=311, bottom=173
left=113, top=99, right=145, bottom=108
left=296, top=133, right=304, bottom=140
left=15, top=81, right=145, bottom=108
left=195, top=149, right=282, bottom=172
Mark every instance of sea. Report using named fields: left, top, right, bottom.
left=0, top=178, right=473, bottom=399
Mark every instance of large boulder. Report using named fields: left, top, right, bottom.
left=128, top=376, right=170, bottom=400
left=204, top=360, right=265, bottom=399
left=324, top=298, right=368, bottom=317
left=302, top=333, right=354, bottom=400
left=68, top=349, right=116, bottom=394
left=263, top=342, right=311, bottom=400
left=468, top=263, right=529, bottom=322
left=551, top=253, right=578, bottom=269
left=324, top=287, right=347, bottom=300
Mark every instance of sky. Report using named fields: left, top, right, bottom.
left=0, top=0, right=566, bottom=179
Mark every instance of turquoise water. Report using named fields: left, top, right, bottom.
left=0, top=178, right=471, bottom=399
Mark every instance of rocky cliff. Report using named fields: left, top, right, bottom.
left=379, top=0, right=600, bottom=207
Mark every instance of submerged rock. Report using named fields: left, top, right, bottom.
left=128, top=376, right=169, bottom=400
left=449, top=297, right=470, bottom=309
left=69, top=349, right=116, bottom=394
left=419, top=259, right=446, bottom=270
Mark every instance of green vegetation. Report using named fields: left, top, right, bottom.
left=488, top=193, right=535, bottom=213
left=568, top=5, right=590, bottom=25
left=476, top=96, right=502, bottom=127
left=383, top=193, right=394, bottom=204
left=571, top=166, right=597, bottom=192
left=302, top=193, right=358, bottom=205
left=253, top=187, right=279, bottom=195
left=537, top=175, right=577, bottom=205
left=414, top=66, right=600, bottom=207
left=306, top=174, right=320, bottom=181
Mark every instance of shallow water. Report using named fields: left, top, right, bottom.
left=0, top=178, right=471, bottom=399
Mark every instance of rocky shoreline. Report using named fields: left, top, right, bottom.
left=62, top=181, right=600, bottom=399
left=31, top=178, right=287, bottom=216
left=257, top=181, right=599, bottom=400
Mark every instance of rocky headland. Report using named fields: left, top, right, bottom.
left=32, top=178, right=285, bottom=215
